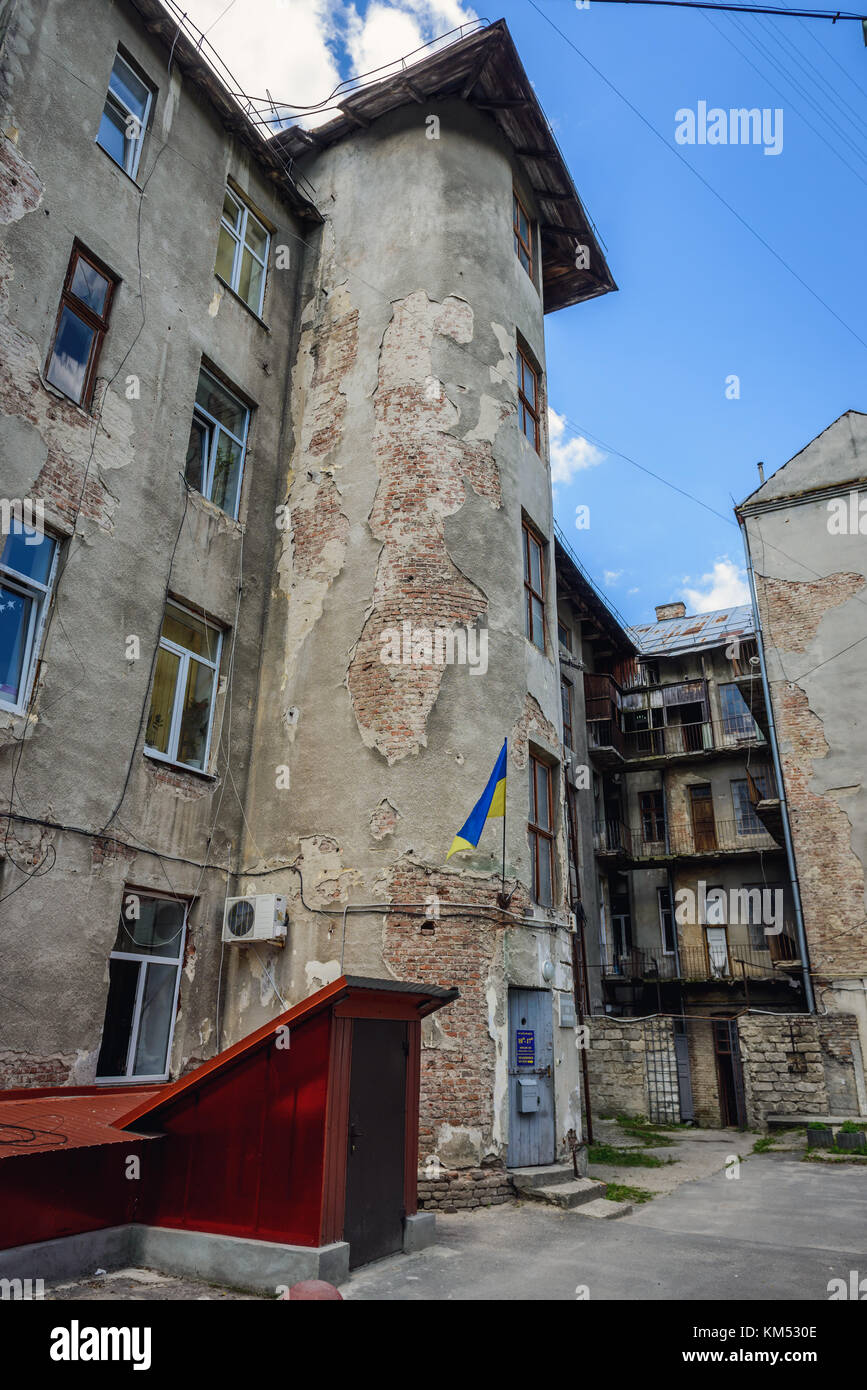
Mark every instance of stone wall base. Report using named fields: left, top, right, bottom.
left=417, top=1163, right=514, bottom=1212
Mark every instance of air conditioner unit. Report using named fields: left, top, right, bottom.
left=222, top=894, right=287, bottom=945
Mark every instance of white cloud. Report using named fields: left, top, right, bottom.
left=681, top=558, right=750, bottom=614
left=182, top=0, right=343, bottom=125
left=627, top=587, right=639, bottom=595
left=548, top=408, right=605, bottom=487
left=603, top=570, right=622, bottom=587
left=182, top=0, right=478, bottom=128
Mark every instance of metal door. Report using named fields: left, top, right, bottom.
left=674, top=1026, right=695, bottom=1121
left=344, top=1020, right=407, bottom=1268
left=712, top=1017, right=747, bottom=1129
left=508, top=988, right=555, bottom=1167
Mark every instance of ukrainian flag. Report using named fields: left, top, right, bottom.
left=446, top=740, right=507, bottom=860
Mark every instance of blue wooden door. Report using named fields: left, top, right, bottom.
left=508, top=988, right=555, bottom=1167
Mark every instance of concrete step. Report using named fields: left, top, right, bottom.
left=571, top=1196, right=633, bottom=1220
left=510, top=1164, right=582, bottom=1191
left=518, top=1176, right=607, bottom=1209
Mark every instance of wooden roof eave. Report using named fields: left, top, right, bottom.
left=272, top=20, right=615, bottom=309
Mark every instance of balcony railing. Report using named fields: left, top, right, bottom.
left=588, top=717, right=766, bottom=762
left=599, top=937, right=800, bottom=983
left=594, top=817, right=781, bottom=860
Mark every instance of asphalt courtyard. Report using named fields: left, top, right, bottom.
left=339, top=1153, right=867, bottom=1301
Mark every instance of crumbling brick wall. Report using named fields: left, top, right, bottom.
left=417, top=1163, right=514, bottom=1212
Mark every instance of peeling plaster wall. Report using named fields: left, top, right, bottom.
left=743, top=411, right=867, bottom=1085
left=231, top=99, right=583, bottom=1164
left=0, top=0, right=308, bottom=1084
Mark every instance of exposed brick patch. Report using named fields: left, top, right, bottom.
left=769, top=681, right=866, bottom=976
left=382, top=859, right=525, bottom=1159
left=417, top=1162, right=514, bottom=1211
left=143, top=758, right=216, bottom=800
left=290, top=474, right=349, bottom=582
left=0, top=137, right=43, bottom=225
left=0, top=1051, right=75, bottom=1089
left=347, top=292, right=502, bottom=764
left=369, top=798, right=400, bottom=840
left=510, top=694, right=559, bottom=769
left=304, top=308, right=358, bottom=460
left=762, top=573, right=865, bottom=655
left=91, top=836, right=137, bottom=870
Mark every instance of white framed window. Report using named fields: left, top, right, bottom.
left=215, top=186, right=270, bottom=316
left=144, top=601, right=222, bottom=773
left=185, top=368, right=250, bottom=519
left=0, top=521, right=58, bottom=713
left=96, top=890, right=187, bottom=1083
left=96, top=51, right=154, bottom=180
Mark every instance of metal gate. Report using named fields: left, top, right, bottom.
left=644, top=1019, right=682, bottom=1124
left=508, top=988, right=555, bottom=1167
left=713, top=1017, right=747, bottom=1129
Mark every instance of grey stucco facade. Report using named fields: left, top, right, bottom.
left=0, top=6, right=616, bottom=1177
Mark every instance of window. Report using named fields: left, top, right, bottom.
left=742, top=882, right=783, bottom=952
left=731, top=774, right=771, bottom=835
left=513, top=190, right=533, bottom=278
left=720, top=682, right=758, bottom=739
left=561, top=677, right=573, bottom=749
left=522, top=521, right=546, bottom=651
left=215, top=186, right=270, bottom=316
left=641, top=660, right=660, bottom=686
left=658, top=887, right=676, bottom=954
left=528, top=754, right=555, bottom=907
left=45, top=244, right=117, bottom=407
left=145, top=601, right=222, bottom=772
left=558, top=620, right=571, bottom=652
left=96, top=51, right=154, bottom=179
left=0, top=522, right=58, bottom=712
left=185, top=368, right=250, bottom=518
left=639, top=790, right=666, bottom=843
left=516, top=345, right=540, bottom=451
left=96, top=890, right=186, bottom=1082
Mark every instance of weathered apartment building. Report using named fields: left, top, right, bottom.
left=736, top=411, right=867, bottom=1118
left=558, top=428, right=867, bottom=1131
left=0, top=0, right=622, bottom=1205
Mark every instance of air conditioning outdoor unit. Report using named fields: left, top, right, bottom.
left=222, top=894, right=287, bottom=945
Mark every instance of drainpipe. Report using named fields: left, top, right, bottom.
left=660, top=774, right=682, bottom=979
left=739, top=516, right=815, bottom=1013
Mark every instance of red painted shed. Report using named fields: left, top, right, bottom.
left=0, top=976, right=458, bottom=1283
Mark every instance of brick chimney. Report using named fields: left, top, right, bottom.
left=655, top=601, right=686, bottom=621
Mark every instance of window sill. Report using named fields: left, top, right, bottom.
left=214, top=275, right=270, bottom=331
left=144, top=751, right=218, bottom=783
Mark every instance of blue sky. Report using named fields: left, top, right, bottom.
left=186, top=0, right=867, bottom=624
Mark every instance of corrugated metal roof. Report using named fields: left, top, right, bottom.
left=630, top=604, right=755, bottom=657
left=0, top=1087, right=163, bottom=1160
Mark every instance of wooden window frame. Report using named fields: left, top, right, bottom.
left=517, top=343, right=540, bottom=452
left=528, top=752, right=555, bottom=908
left=522, top=520, right=546, bottom=651
left=513, top=189, right=533, bottom=278
left=45, top=243, right=117, bottom=408
left=639, top=789, right=666, bottom=843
